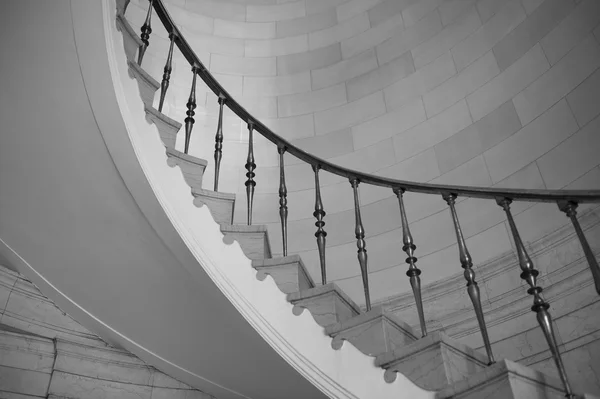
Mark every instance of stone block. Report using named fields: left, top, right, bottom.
left=312, top=48, right=378, bottom=90
left=166, top=148, right=208, bottom=190
left=566, top=68, right=600, bottom=127
left=314, top=91, right=386, bottom=135
left=221, top=224, right=272, bottom=260
left=127, top=59, right=159, bottom=107
left=309, top=13, right=370, bottom=50
left=375, top=331, right=488, bottom=390
left=436, top=359, right=567, bottom=398
left=326, top=306, right=418, bottom=357
left=287, top=283, right=361, bottom=327
left=144, top=104, right=180, bottom=149
left=192, top=188, right=235, bottom=225
left=277, top=43, right=342, bottom=75
left=341, top=13, right=405, bottom=59
left=116, top=14, right=142, bottom=63
left=276, top=9, right=337, bottom=38
left=253, top=255, right=314, bottom=294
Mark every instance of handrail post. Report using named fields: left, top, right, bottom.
left=558, top=200, right=600, bottom=296
left=394, top=188, right=427, bottom=337
left=158, top=32, right=175, bottom=112
left=497, top=197, right=573, bottom=398
left=313, top=165, right=327, bottom=285
left=213, top=94, right=226, bottom=191
left=278, top=145, right=288, bottom=257
left=137, top=0, right=153, bottom=66
left=444, top=193, right=494, bottom=364
left=245, top=121, right=256, bottom=225
left=183, top=66, right=198, bottom=155
left=350, top=178, right=370, bottom=311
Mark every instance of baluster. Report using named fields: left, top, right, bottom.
left=245, top=121, right=256, bottom=225
left=313, top=165, right=327, bottom=285
left=137, top=0, right=153, bottom=66
left=558, top=200, right=600, bottom=296
left=158, top=32, right=175, bottom=112
left=497, top=198, right=573, bottom=398
left=443, top=193, right=495, bottom=365
left=213, top=94, right=226, bottom=191
left=183, top=66, right=198, bottom=155
left=350, top=178, right=371, bottom=311
left=278, top=146, right=288, bottom=256
left=394, top=188, right=427, bottom=337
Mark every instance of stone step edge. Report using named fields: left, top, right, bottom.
left=252, top=255, right=316, bottom=289
left=436, top=358, right=573, bottom=399
left=374, top=330, right=489, bottom=371
left=144, top=104, right=182, bottom=132
left=192, top=188, right=236, bottom=225
left=115, top=13, right=142, bottom=49
left=165, top=148, right=208, bottom=168
left=324, top=305, right=419, bottom=343
left=220, top=223, right=272, bottom=259
left=127, top=59, right=159, bottom=92
left=287, top=283, right=361, bottom=316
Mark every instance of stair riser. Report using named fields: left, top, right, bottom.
left=291, top=292, right=359, bottom=328
left=222, top=231, right=270, bottom=260
left=166, top=156, right=206, bottom=191
left=255, top=264, right=312, bottom=294
left=127, top=61, right=158, bottom=107
left=116, top=15, right=140, bottom=63
left=194, top=195, right=234, bottom=225
left=331, top=318, right=417, bottom=357
left=145, top=109, right=179, bottom=150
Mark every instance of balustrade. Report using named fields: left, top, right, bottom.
left=131, top=1, right=600, bottom=395
left=394, top=188, right=427, bottom=337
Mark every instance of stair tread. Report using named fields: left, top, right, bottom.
left=325, top=305, right=417, bottom=339
left=252, top=255, right=316, bottom=289
left=166, top=148, right=208, bottom=167
left=287, top=283, right=361, bottom=315
left=145, top=104, right=182, bottom=131
left=192, top=187, right=236, bottom=200
left=127, top=59, right=159, bottom=91
left=220, top=223, right=269, bottom=233
left=375, top=330, right=489, bottom=368
left=436, top=359, right=569, bottom=399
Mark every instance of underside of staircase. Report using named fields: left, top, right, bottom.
left=112, top=6, right=599, bottom=398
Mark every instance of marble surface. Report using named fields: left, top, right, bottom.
left=326, top=305, right=418, bottom=356
left=192, top=188, right=236, bottom=225
left=166, top=147, right=208, bottom=190
left=127, top=59, right=159, bottom=107
left=0, top=264, right=214, bottom=399
left=221, top=223, right=272, bottom=260
left=287, top=283, right=360, bottom=327
left=145, top=103, right=181, bottom=150
left=253, top=254, right=314, bottom=294
left=376, top=331, right=488, bottom=390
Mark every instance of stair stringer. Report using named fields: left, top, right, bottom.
left=103, top=1, right=435, bottom=399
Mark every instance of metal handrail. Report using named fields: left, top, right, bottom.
left=150, top=0, right=600, bottom=204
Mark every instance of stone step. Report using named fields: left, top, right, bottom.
left=116, top=13, right=141, bottom=63
left=325, top=305, right=418, bottom=357
left=375, top=331, right=488, bottom=391
left=192, top=188, right=235, bottom=225
left=287, top=283, right=361, bottom=328
left=252, top=255, right=315, bottom=294
left=127, top=59, right=159, bottom=107
left=436, top=359, right=574, bottom=399
left=221, top=224, right=271, bottom=260
left=166, top=148, right=207, bottom=190
left=144, top=104, right=181, bottom=150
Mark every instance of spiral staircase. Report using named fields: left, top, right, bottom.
left=1, top=0, right=600, bottom=398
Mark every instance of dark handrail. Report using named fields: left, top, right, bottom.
left=150, top=0, right=600, bottom=204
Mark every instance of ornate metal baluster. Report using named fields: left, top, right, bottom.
left=394, top=188, right=427, bottom=337
left=213, top=94, right=226, bottom=191
left=444, top=193, right=495, bottom=364
left=558, top=200, right=600, bottom=296
left=183, top=66, right=198, bottom=155
left=245, top=121, right=256, bottom=225
left=278, top=145, right=288, bottom=256
left=497, top=198, right=573, bottom=398
left=137, top=0, right=153, bottom=66
left=158, top=32, right=175, bottom=112
left=351, top=178, right=371, bottom=311
left=313, top=165, right=327, bottom=285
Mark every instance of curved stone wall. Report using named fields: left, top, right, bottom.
left=125, top=0, right=600, bottom=306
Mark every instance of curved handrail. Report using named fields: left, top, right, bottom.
left=150, top=0, right=600, bottom=204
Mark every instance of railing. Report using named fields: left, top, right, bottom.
left=124, top=1, right=600, bottom=396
